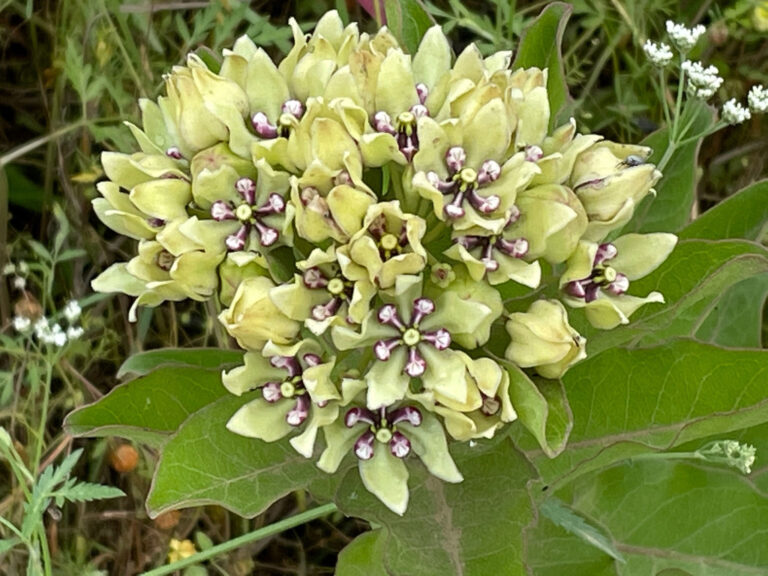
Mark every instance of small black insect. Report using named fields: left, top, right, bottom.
left=618, top=154, right=646, bottom=168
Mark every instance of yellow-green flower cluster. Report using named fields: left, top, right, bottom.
left=92, top=11, right=676, bottom=515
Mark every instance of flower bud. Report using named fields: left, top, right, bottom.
left=505, top=299, right=586, bottom=379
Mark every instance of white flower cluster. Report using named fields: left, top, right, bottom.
left=12, top=299, right=84, bottom=348
left=643, top=40, right=674, bottom=68
left=681, top=60, right=723, bottom=100
left=721, top=99, right=751, bottom=125
left=748, top=84, right=768, bottom=113
left=666, top=20, right=706, bottom=53
left=3, top=260, right=29, bottom=291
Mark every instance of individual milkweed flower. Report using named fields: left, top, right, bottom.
left=424, top=355, right=516, bottom=441
left=332, top=274, right=493, bottom=410
left=184, top=161, right=293, bottom=252
left=748, top=84, right=768, bottom=113
left=721, top=99, right=751, bottom=125
left=665, top=20, right=706, bottom=54
left=681, top=60, right=723, bottom=100
left=270, top=245, right=376, bottom=334
left=340, top=201, right=427, bottom=289
left=560, top=233, right=678, bottom=329
left=445, top=214, right=542, bottom=287
left=224, top=340, right=340, bottom=457
left=569, top=141, right=661, bottom=241
left=643, top=40, right=674, bottom=68
left=505, top=299, right=586, bottom=379
left=94, top=154, right=192, bottom=240
left=527, top=119, right=603, bottom=186
left=503, top=184, right=588, bottom=264
left=163, top=54, right=250, bottom=157
left=317, top=377, right=461, bottom=515
left=506, top=67, right=551, bottom=149
left=218, top=276, right=300, bottom=351
left=92, top=240, right=222, bottom=321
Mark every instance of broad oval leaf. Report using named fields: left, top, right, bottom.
left=147, top=395, right=327, bottom=517
left=64, top=366, right=229, bottom=446
left=333, top=439, right=536, bottom=575
left=521, top=339, right=768, bottom=487
left=336, top=530, right=390, bottom=576
left=117, top=348, right=243, bottom=378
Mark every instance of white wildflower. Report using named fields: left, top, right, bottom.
left=18, top=261, right=29, bottom=275
left=747, top=84, right=768, bottom=113
left=66, top=325, right=84, bottom=340
left=63, top=300, right=82, bottom=322
left=666, top=20, right=706, bottom=53
left=12, top=276, right=26, bottom=290
left=12, top=316, right=31, bottom=333
left=722, top=99, right=751, bottom=125
left=34, top=318, right=49, bottom=339
left=682, top=60, right=723, bottom=100
left=2, top=263, right=15, bottom=275
left=643, top=40, right=674, bottom=67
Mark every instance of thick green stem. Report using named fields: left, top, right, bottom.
left=141, top=503, right=338, bottom=576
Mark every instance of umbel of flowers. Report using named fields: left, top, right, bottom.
left=92, top=11, right=677, bottom=515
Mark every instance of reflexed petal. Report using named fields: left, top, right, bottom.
left=610, top=233, right=678, bottom=280
left=413, top=26, right=452, bottom=90
left=91, top=263, right=146, bottom=296
left=365, top=348, right=410, bottom=409
left=376, top=50, right=418, bottom=117
left=585, top=291, right=665, bottom=330
left=403, top=412, right=463, bottom=483
left=222, top=352, right=285, bottom=395
left=359, top=449, right=410, bottom=516
left=227, top=398, right=294, bottom=442
left=290, top=403, right=339, bottom=458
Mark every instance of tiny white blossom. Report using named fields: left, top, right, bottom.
left=34, top=318, right=49, bottom=339
left=42, top=323, right=67, bottom=348
left=18, top=261, right=29, bottom=275
left=12, top=276, right=26, bottom=290
left=12, top=316, right=31, bottom=333
left=2, top=263, right=15, bottom=275
left=643, top=40, right=674, bottom=67
left=682, top=60, right=723, bottom=100
left=666, top=20, right=706, bottom=53
left=747, top=84, right=768, bottom=113
left=66, top=325, right=84, bottom=340
left=722, top=99, right=751, bottom=125
left=63, top=300, right=82, bottom=322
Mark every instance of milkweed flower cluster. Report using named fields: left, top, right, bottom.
left=92, top=12, right=677, bottom=514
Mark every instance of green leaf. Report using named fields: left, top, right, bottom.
left=623, top=100, right=715, bottom=233
left=55, top=481, right=125, bottom=503
left=334, top=439, right=536, bottom=575
left=4, top=165, right=45, bottom=212
left=146, top=395, right=326, bottom=517
left=539, top=497, right=624, bottom=562
left=0, top=537, right=20, bottom=556
left=680, top=179, right=768, bottom=241
left=512, top=2, right=572, bottom=125
left=694, top=274, right=768, bottom=347
left=521, top=340, right=768, bottom=487
left=507, top=365, right=572, bottom=458
left=116, top=348, right=243, bottom=379
left=560, top=460, right=768, bottom=575
left=336, top=530, right=390, bottom=576
left=384, top=0, right=435, bottom=55
left=64, top=367, right=228, bottom=446
left=586, top=239, right=768, bottom=355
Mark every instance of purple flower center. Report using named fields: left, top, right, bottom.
left=261, top=352, right=325, bottom=427
left=366, top=214, right=411, bottom=262
left=251, top=99, right=305, bottom=139
left=302, top=267, right=356, bottom=322
left=565, top=242, right=630, bottom=302
left=373, top=87, right=430, bottom=162
left=345, top=405, right=422, bottom=460
left=427, top=146, right=502, bottom=219
left=454, top=208, right=527, bottom=274
left=373, top=298, right=451, bottom=378
left=210, top=177, right=286, bottom=250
